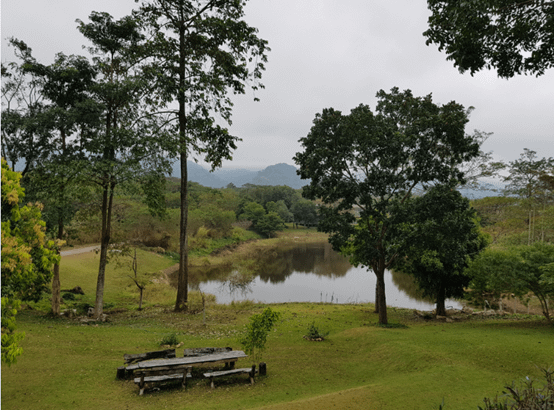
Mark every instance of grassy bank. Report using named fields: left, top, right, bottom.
left=2, top=303, right=552, bottom=410
left=3, top=230, right=553, bottom=409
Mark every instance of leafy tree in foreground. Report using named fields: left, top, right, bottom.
left=135, top=0, right=269, bottom=312
left=294, top=87, right=480, bottom=324
left=424, top=0, right=554, bottom=78
left=399, top=185, right=488, bottom=316
left=1, top=159, right=59, bottom=365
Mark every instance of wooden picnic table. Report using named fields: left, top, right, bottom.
left=128, top=350, right=248, bottom=395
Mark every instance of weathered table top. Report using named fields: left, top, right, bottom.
left=127, top=350, right=247, bottom=371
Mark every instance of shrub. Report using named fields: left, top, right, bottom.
left=239, top=307, right=281, bottom=363
left=159, top=333, right=180, bottom=347
left=478, top=367, right=553, bottom=410
left=304, top=322, right=329, bottom=341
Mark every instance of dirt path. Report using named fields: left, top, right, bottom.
left=60, top=245, right=99, bottom=257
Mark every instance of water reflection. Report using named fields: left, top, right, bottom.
left=173, top=242, right=461, bottom=310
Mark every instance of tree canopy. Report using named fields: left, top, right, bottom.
left=1, top=159, right=59, bottom=365
left=294, top=87, right=480, bottom=324
left=424, top=0, right=554, bottom=78
left=467, top=242, right=554, bottom=322
left=399, top=185, right=488, bottom=316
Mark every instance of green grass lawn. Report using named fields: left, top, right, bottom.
left=2, top=303, right=552, bottom=410
left=2, top=246, right=553, bottom=410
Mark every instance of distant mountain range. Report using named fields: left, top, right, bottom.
left=171, top=161, right=308, bottom=189
left=171, top=161, right=505, bottom=198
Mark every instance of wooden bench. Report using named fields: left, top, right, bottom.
left=134, top=366, right=192, bottom=396
left=118, top=349, right=176, bottom=380
left=183, top=347, right=232, bottom=357
left=126, top=350, right=248, bottom=395
left=125, top=348, right=176, bottom=365
left=204, top=365, right=256, bottom=389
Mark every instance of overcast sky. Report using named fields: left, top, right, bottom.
left=2, top=0, right=553, bottom=170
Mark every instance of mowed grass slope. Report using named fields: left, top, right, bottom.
left=1, top=248, right=553, bottom=410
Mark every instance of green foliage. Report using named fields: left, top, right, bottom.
left=467, top=242, right=554, bottom=322
left=291, top=198, right=318, bottom=226
left=240, top=201, right=266, bottom=225
left=304, top=322, right=330, bottom=340
left=238, top=185, right=301, bottom=213
left=478, top=367, right=554, bottom=410
left=159, top=333, right=180, bottom=347
left=266, top=200, right=293, bottom=223
left=503, top=149, right=553, bottom=200
left=240, top=201, right=285, bottom=237
left=294, top=87, right=480, bottom=324
left=1, top=297, right=24, bottom=366
left=1, top=159, right=58, bottom=365
left=399, top=185, right=488, bottom=316
left=190, top=205, right=236, bottom=239
left=256, top=212, right=285, bottom=238
left=62, top=292, right=76, bottom=301
left=425, top=0, right=554, bottom=78
left=239, top=307, right=281, bottom=363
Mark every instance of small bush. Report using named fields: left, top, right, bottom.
left=62, top=293, right=76, bottom=301
left=159, top=333, right=180, bottom=347
left=479, top=367, right=553, bottom=409
left=304, top=322, right=329, bottom=341
left=239, top=307, right=281, bottom=363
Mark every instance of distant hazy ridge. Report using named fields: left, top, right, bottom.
left=172, top=161, right=503, bottom=198
left=172, top=161, right=308, bottom=189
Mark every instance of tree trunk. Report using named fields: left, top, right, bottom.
left=51, top=218, right=63, bottom=315
left=536, top=293, right=552, bottom=323
left=51, top=262, right=61, bottom=315
left=175, top=18, right=189, bottom=312
left=374, top=282, right=379, bottom=314
left=138, top=287, right=143, bottom=311
left=436, top=283, right=446, bottom=317
left=95, top=178, right=115, bottom=319
left=175, top=152, right=189, bottom=312
left=52, top=129, right=67, bottom=316
left=375, top=269, right=388, bottom=325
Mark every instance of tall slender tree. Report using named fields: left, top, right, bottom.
left=77, top=12, right=171, bottom=318
left=135, top=0, right=269, bottom=311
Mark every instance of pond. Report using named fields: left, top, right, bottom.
left=177, top=242, right=462, bottom=310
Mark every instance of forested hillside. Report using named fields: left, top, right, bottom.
left=65, top=180, right=318, bottom=252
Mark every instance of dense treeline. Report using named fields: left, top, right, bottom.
left=64, top=179, right=318, bottom=251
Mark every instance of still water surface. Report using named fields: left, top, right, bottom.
left=181, top=242, right=461, bottom=310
